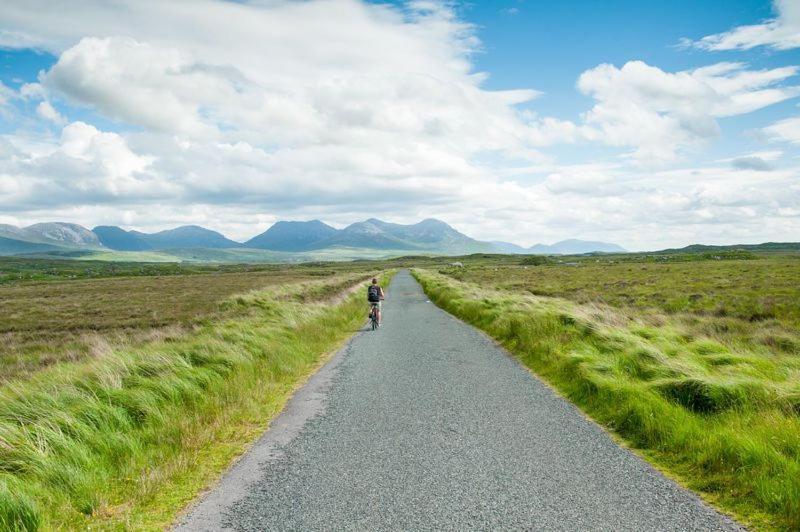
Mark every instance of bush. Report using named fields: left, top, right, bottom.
left=520, top=256, right=551, bottom=266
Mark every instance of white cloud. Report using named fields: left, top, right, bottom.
left=0, top=122, right=164, bottom=211
left=35, top=101, right=65, bottom=124
left=577, top=61, right=799, bottom=162
left=59, top=121, right=152, bottom=179
left=763, top=116, right=800, bottom=143
left=690, top=0, right=800, bottom=51
left=0, top=0, right=798, bottom=249
left=0, top=0, right=546, bottom=221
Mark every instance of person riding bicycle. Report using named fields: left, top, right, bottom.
left=367, top=278, right=385, bottom=326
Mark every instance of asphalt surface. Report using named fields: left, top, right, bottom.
left=177, top=270, right=741, bottom=531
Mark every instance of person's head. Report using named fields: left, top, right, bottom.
left=371, top=278, right=378, bottom=285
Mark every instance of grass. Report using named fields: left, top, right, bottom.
left=414, top=261, right=800, bottom=531
left=13, top=243, right=454, bottom=265
left=0, top=271, right=386, bottom=530
left=0, top=260, right=389, bottom=381
left=443, top=255, right=799, bottom=323
left=0, top=255, right=378, bottom=284
left=0, top=270, right=314, bottom=381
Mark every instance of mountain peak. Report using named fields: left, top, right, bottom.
left=246, top=219, right=338, bottom=251
left=93, top=226, right=152, bottom=251
left=98, top=224, right=241, bottom=250
left=528, top=239, right=626, bottom=255
left=24, top=222, right=101, bottom=247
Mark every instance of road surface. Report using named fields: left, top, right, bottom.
left=177, top=270, right=740, bottom=531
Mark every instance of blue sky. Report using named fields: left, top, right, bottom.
left=0, top=0, right=798, bottom=249
left=469, top=0, right=799, bottom=158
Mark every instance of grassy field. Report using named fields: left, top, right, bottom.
left=11, top=243, right=451, bottom=265
left=415, top=253, right=800, bottom=530
left=0, top=255, right=376, bottom=283
left=0, top=266, right=389, bottom=530
left=0, top=258, right=387, bottom=382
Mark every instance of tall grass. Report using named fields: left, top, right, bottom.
left=414, top=269, right=800, bottom=531
left=0, top=266, right=366, bottom=381
left=0, top=273, right=380, bottom=530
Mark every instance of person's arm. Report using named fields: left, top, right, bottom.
left=379, top=287, right=385, bottom=299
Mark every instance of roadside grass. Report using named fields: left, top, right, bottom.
left=0, top=267, right=364, bottom=381
left=0, top=272, right=383, bottom=530
left=441, top=256, right=800, bottom=328
left=413, top=268, right=800, bottom=531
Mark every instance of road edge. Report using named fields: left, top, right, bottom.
left=172, top=328, right=361, bottom=531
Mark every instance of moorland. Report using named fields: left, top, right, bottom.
left=0, top=257, right=395, bottom=529
left=415, top=250, right=800, bottom=530
left=1, top=248, right=798, bottom=530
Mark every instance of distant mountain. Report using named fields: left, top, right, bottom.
left=489, top=241, right=528, bottom=254
left=134, top=225, right=242, bottom=250
left=93, top=226, right=152, bottom=251
left=245, top=220, right=338, bottom=251
left=318, top=219, right=412, bottom=250
left=0, top=236, right=71, bottom=256
left=312, top=218, right=489, bottom=252
left=0, top=218, right=631, bottom=261
left=24, top=223, right=102, bottom=247
left=0, top=224, right=30, bottom=241
left=528, top=239, right=626, bottom=255
left=0, top=222, right=102, bottom=249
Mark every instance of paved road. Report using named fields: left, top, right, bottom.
left=177, top=270, right=740, bottom=531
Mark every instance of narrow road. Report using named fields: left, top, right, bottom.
left=178, top=270, right=740, bottom=531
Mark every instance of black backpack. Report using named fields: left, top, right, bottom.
left=367, top=285, right=381, bottom=302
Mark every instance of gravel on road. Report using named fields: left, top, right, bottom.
left=177, top=270, right=741, bottom=531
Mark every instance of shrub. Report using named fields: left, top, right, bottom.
left=520, top=256, right=551, bottom=266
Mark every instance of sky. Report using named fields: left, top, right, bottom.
left=0, top=0, right=798, bottom=250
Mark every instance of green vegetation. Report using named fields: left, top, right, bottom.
left=0, top=264, right=368, bottom=381
left=3, top=248, right=795, bottom=529
left=0, top=255, right=379, bottom=284
left=415, top=255, right=800, bottom=530
left=0, top=271, right=385, bottom=529
left=519, top=255, right=552, bottom=266
left=15, top=244, right=451, bottom=265
left=442, top=255, right=800, bottom=328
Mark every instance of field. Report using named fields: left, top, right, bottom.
left=4, top=250, right=798, bottom=529
left=0, top=258, right=392, bottom=529
left=0, top=259, right=383, bottom=382
left=8, top=243, right=449, bottom=265
left=415, top=252, right=800, bottom=530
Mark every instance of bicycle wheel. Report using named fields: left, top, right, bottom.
left=371, top=311, right=377, bottom=330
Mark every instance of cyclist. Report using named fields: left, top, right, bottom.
left=367, top=277, right=385, bottom=326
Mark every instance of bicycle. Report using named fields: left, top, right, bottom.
left=369, top=304, right=379, bottom=330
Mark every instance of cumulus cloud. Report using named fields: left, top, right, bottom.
left=0, top=0, right=798, bottom=248
left=0, top=121, right=167, bottom=211
left=689, top=0, right=800, bottom=51
left=576, top=61, right=799, bottom=162
left=4, top=0, right=540, bottom=157
left=0, top=0, right=547, bottom=224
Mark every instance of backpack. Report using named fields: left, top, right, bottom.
left=367, top=284, right=381, bottom=302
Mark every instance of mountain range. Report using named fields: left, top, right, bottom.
left=0, top=219, right=626, bottom=261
